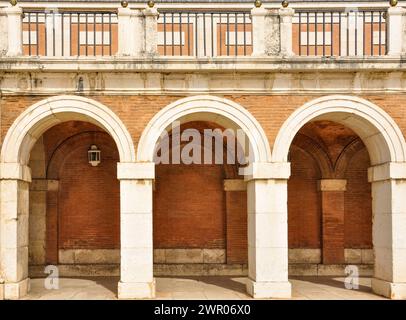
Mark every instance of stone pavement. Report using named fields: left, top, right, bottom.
left=22, top=276, right=386, bottom=300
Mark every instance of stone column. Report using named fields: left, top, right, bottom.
left=118, top=7, right=144, bottom=56
left=369, top=162, right=406, bottom=299
left=386, top=6, right=406, bottom=56
left=143, top=6, right=159, bottom=56
left=279, top=7, right=295, bottom=56
left=117, top=162, right=155, bottom=299
left=5, top=3, right=23, bottom=56
left=0, top=163, right=32, bottom=299
left=245, top=163, right=291, bottom=299
left=318, top=179, right=347, bottom=264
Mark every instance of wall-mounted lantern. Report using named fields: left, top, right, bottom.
left=88, top=145, right=101, bottom=167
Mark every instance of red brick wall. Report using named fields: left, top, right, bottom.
left=0, top=95, right=383, bottom=264
left=288, top=145, right=322, bottom=248
left=154, top=163, right=226, bottom=249
left=44, top=122, right=120, bottom=261
left=226, top=191, right=247, bottom=264
left=345, top=148, right=372, bottom=248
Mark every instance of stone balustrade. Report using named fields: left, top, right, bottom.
left=0, top=1, right=405, bottom=59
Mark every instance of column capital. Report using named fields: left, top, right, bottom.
left=117, top=162, right=155, bottom=180
left=318, top=179, right=347, bottom=192
left=243, top=162, right=291, bottom=181
left=0, top=163, right=31, bottom=182
left=368, top=162, right=406, bottom=182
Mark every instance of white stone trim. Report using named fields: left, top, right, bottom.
left=372, top=278, right=406, bottom=300
left=0, top=163, right=31, bottom=183
left=368, top=162, right=406, bottom=182
left=0, top=95, right=136, bottom=165
left=117, top=162, right=155, bottom=180
left=137, top=95, right=271, bottom=164
left=272, top=95, right=406, bottom=166
left=243, top=162, right=291, bottom=180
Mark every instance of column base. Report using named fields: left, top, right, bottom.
left=372, top=278, right=406, bottom=300
left=246, top=279, right=291, bottom=299
left=4, top=278, right=30, bottom=300
left=118, top=280, right=156, bottom=299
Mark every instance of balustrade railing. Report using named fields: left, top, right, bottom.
left=0, top=3, right=400, bottom=59
left=294, top=8, right=387, bottom=56
left=22, top=10, right=118, bottom=56
left=158, top=10, right=252, bottom=57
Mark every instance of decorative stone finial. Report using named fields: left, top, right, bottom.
left=10, top=0, right=17, bottom=6
left=254, top=0, right=262, bottom=8
left=121, top=1, right=128, bottom=8
left=282, top=0, right=289, bottom=8
left=147, top=0, right=155, bottom=8
left=390, top=0, right=398, bottom=7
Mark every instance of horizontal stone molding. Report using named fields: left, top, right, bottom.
left=0, top=163, right=31, bottom=182
left=117, top=162, right=155, bottom=180
left=368, top=162, right=406, bottom=182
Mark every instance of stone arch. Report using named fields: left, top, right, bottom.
left=272, top=95, right=406, bottom=300
left=1, top=95, right=136, bottom=165
left=272, top=95, right=406, bottom=166
left=0, top=95, right=135, bottom=300
left=137, top=95, right=271, bottom=164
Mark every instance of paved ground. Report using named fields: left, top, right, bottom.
left=23, top=276, right=386, bottom=300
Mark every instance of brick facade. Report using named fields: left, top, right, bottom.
left=0, top=95, right=379, bottom=267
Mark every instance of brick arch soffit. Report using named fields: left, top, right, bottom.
left=46, top=131, right=117, bottom=180
left=1, top=95, right=136, bottom=165
left=335, top=138, right=368, bottom=179
left=272, top=95, right=406, bottom=166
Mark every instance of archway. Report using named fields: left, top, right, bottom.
left=0, top=96, right=135, bottom=299
left=128, top=95, right=291, bottom=299
left=273, top=95, right=406, bottom=299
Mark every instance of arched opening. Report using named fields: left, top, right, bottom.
left=133, top=96, right=290, bottom=299
left=273, top=95, right=406, bottom=299
left=0, top=96, right=135, bottom=299
left=153, top=121, right=248, bottom=275
left=288, top=121, right=373, bottom=276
